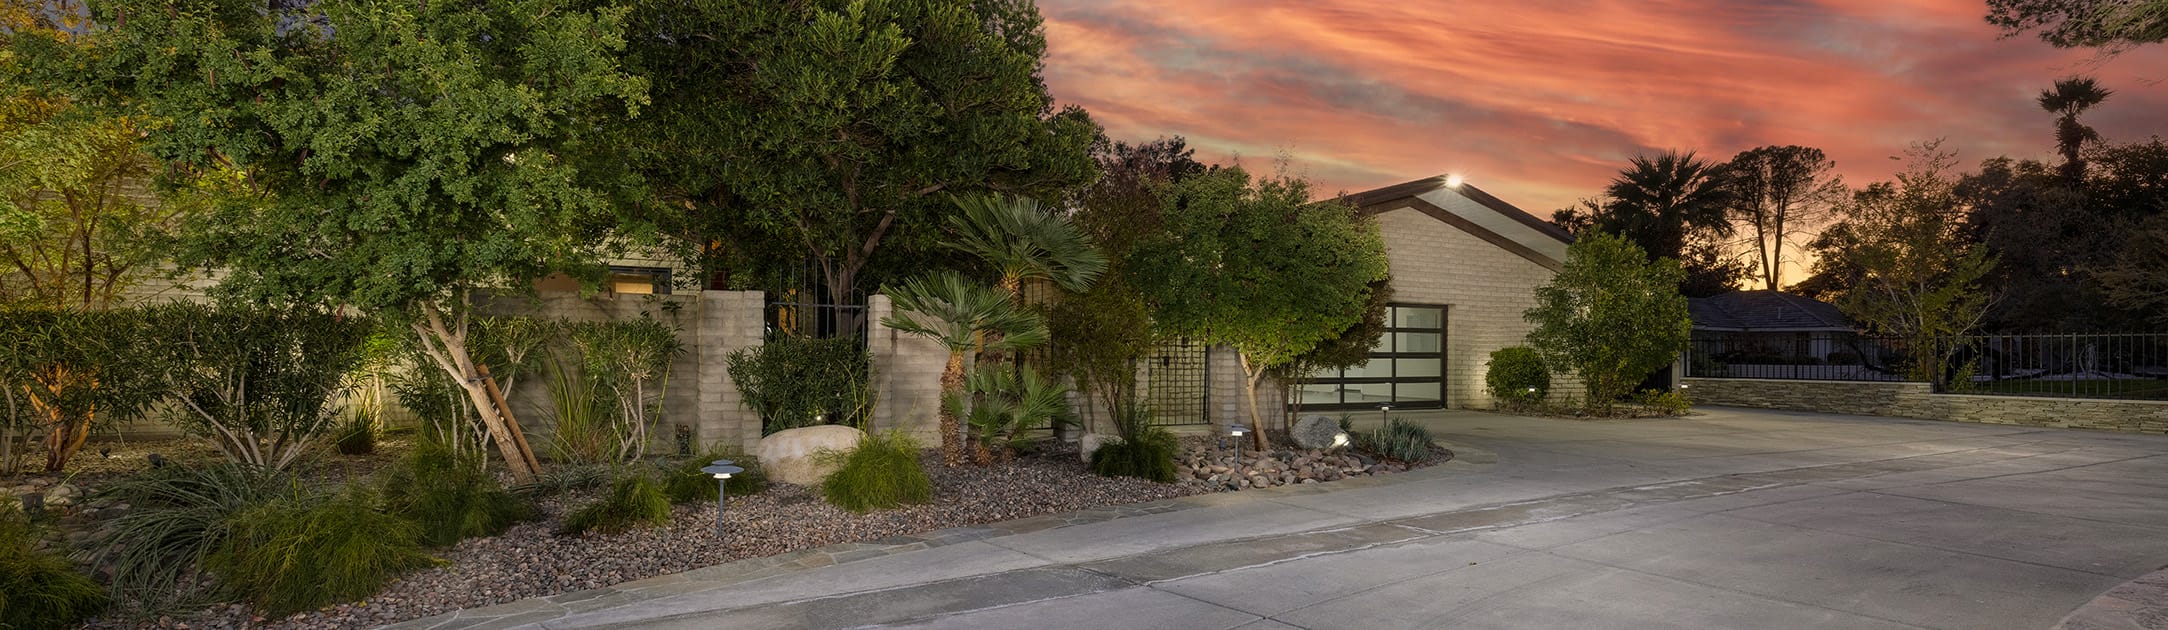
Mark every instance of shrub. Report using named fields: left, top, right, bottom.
left=0, top=492, right=107, bottom=629
left=557, top=475, right=672, bottom=536
left=818, top=431, right=932, bottom=513
left=1635, top=389, right=1692, bottom=416
left=511, top=463, right=612, bottom=498
left=1523, top=233, right=1691, bottom=414
left=90, top=463, right=291, bottom=611
left=1365, top=419, right=1435, bottom=463
left=0, top=309, right=166, bottom=472
left=542, top=354, right=616, bottom=465
left=380, top=443, right=536, bottom=547
left=207, top=488, right=432, bottom=615
left=566, top=319, right=684, bottom=461
left=726, top=335, right=876, bottom=434
left=148, top=302, right=373, bottom=470
left=1090, top=404, right=1179, bottom=483
left=334, top=408, right=377, bottom=456
left=951, top=364, right=1071, bottom=463
left=659, top=452, right=768, bottom=504
left=1485, top=347, right=1550, bottom=410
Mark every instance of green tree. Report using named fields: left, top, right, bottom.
left=2039, top=77, right=2112, bottom=185
left=1130, top=167, right=1389, bottom=450
left=880, top=271, right=1048, bottom=466
left=1987, top=0, right=2168, bottom=51
left=619, top=0, right=1099, bottom=306
left=1813, top=142, right=1996, bottom=382
left=14, top=0, right=651, bottom=482
left=2094, top=213, right=2168, bottom=327
left=1523, top=233, right=1691, bottom=414
left=1724, top=145, right=1845, bottom=291
left=0, top=13, right=190, bottom=310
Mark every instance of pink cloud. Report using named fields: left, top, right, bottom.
left=1039, top=0, right=2168, bottom=214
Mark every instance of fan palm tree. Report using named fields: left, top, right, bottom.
left=881, top=271, right=1049, bottom=466
left=2039, top=76, right=2112, bottom=184
left=947, top=194, right=1108, bottom=298
left=1599, top=150, right=1734, bottom=263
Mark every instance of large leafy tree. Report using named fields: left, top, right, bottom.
left=2095, top=213, right=2168, bottom=327
left=1523, top=232, right=1691, bottom=415
left=1130, top=167, right=1388, bottom=450
left=1987, top=0, right=2168, bottom=51
left=620, top=0, right=1099, bottom=306
left=1724, top=145, right=1845, bottom=291
left=14, top=0, right=650, bottom=481
left=1812, top=142, right=1996, bottom=383
left=0, top=8, right=188, bottom=311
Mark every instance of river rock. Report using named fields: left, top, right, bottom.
left=755, top=425, right=866, bottom=486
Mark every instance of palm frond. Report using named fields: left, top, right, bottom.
left=880, top=271, right=1048, bottom=351
left=948, top=193, right=1108, bottom=292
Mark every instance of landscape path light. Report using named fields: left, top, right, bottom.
left=699, top=459, right=745, bottom=538
left=1226, top=423, right=1249, bottom=456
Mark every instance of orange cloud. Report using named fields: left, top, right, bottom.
left=1040, top=0, right=2168, bottom=214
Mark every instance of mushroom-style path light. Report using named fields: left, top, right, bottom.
left=699, top=459, right=745, bottom=538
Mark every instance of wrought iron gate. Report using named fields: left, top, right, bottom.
left=1145, top=339, right=1211, bottom=426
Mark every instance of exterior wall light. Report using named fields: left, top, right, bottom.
left=1445, top=174, right=1465, bottom=188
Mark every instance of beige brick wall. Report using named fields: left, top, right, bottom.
left=869, top=294, right=948, bottom=445
left=1372, top=207, right=1566, bottom=409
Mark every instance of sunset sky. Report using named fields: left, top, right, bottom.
left=1036, top=0, right=2168, bottom=216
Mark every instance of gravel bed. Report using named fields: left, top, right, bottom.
left=126, top=450, right=1211, bottom=629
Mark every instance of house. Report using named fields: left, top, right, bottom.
left=1688, top=290, right=1854, bottom=362
left=1279, top=174, right=1575, bottom=412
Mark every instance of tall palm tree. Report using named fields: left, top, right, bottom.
left=2039, top=76, right=2112, bottom=185
left=1599, top=150, right=1734, bottom=264
left=947, top=194, right=1108, bottom=298
left=881, top=271, right=1049, bottom=466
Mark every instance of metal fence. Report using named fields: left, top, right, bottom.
left=1949, top=333, right=2168, bottom=400
left=1144, top=338, right=1211, bottom=426
left=765, top=301, right=869, bottom=341
left=1685, top=331, right=1914, bottom=382
left=1686, top=331, right=2168, bottom=400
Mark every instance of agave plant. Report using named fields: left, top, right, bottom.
left=881, top=271, right=1048, bottom=466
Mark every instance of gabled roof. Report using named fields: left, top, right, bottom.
left=1339, top=175, right=1574, bottom=271
left=1689, top=290, right=1853, bottom=332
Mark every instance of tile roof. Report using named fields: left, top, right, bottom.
left=1689, top=290, right=1853, bottom=332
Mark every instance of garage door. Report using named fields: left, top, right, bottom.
left=1292, top=304, right=1446, bottom=411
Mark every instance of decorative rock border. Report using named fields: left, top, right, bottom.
left=2056, top=567, right=2168, bottom=630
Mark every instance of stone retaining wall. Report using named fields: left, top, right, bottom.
left=1683, top=377, right=2168, bottom=434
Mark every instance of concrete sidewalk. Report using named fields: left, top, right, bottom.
left=397, top=408, right=2168, bottom=630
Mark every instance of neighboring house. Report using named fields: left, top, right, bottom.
left=1688, top=290, right=1855, bottom=362
left=1283, top=174, right=1574, bottom=412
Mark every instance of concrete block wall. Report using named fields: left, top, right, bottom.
left=1684, top=377, right=2168, bottom=434
left=696, top=291, right=766, bottom=452
left=478, top=292, right=721, bottom=453
left=1373, top=207, right=1577, bottom=409
left=869, top=294, right=948, bottom=445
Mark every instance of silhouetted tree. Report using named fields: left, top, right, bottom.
left=2039, top=77, right=2112, bottom=185
left=1724, top=146, right=1845, bottom=291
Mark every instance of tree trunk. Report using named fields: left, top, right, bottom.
left=938, top=352, right=966, bottom=466
left=1239, top=354, right=1268, bottom=451
left=411, top=303, right=539, bottom=483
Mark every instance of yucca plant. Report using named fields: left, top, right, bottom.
left=543, top=354, right=615, bottom=466
left=1089, top=401, right=1179, bottom=483
left=881, top=271, right=1049, bottom=466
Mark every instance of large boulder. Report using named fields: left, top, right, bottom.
left=1290, top=415, right=1345, bottom=450
left=756, top=425, right=866, bottom=486
left=1078, top=433, right=1107, bottom=464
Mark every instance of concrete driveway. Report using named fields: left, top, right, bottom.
left=438, top=407, right=2168, bottom=630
